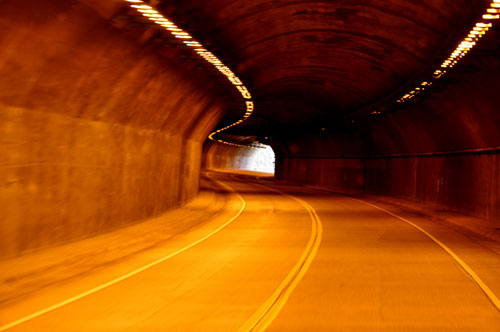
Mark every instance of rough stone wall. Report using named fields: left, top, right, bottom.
left=0, top=0, right=225, bottom=257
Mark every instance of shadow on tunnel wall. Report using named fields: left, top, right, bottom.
left=276, top=153, right=499, bottom=221
left=0, top=0, right=226, bottom=258
left=274, top=49, right=500, bottom=223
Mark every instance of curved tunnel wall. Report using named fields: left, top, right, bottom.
left=203, top=143, right=256, bottom=171
left=0, top=0, right=227, bottom=257
left=274, top=52, right=500, bottom=222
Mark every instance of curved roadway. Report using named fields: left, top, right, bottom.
left=1, top=171, right=499, bottom=331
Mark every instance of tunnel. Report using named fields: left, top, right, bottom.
left=1, top=0, right=500, bottom=330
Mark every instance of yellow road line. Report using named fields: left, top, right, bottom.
left=0, top=175, right=246, bottom=332
left=344, top=196, right=500, bottom=313
left=236, top=178, right=323, bottom=332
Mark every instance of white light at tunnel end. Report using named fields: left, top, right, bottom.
left=124, top=0, right=257, bottom=149
left=248, top=145, right=276, bottom=174
left=395, top=1, right=499, bottom=105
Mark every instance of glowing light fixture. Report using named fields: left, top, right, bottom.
left=124, top=0, right=257, bottom=148
left=396, top=1, right=498, bottom=104
left=483, top=14, right=500, bottom=19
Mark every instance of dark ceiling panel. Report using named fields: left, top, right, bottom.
left=163, top=0, right=484, bottom=132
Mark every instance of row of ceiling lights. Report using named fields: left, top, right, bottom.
left=124, top=0, right=258, bottom=149
left=396, top=0, right=499, bottom=104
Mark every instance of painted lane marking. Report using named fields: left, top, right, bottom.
left=343, top=195, right=500, bottom=313
left=235, top=178, right=323, bottom=332
left=0, top=175, right=246, bottom=331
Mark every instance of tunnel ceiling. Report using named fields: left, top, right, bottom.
left=161, top=0, right=485, bottom=133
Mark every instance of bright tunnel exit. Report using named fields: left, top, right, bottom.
left=247, top=145, right=275, bottom=174
left=203, top=142, right=275, bottom=175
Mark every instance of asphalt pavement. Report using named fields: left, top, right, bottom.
left=1, top=171, right=499, bottom=331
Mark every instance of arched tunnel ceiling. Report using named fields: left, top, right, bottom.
left=161, top=0, right=486, bottom=133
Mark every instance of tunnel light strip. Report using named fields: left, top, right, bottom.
left=395, top=1, right=498, bottom=104
left=124, top=0, right=257, bottom=148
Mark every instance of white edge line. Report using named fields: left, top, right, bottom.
left=0, top=175, right=246, bottom=331
left=238, top=177, right=500, bottom=314
left=343, top=195, right=500, bottom=312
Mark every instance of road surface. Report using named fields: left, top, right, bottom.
left=1, top=171, right=499, bottom=331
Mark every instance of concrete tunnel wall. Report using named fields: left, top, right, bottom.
left=203, top=54, right=500, bottom=222
left=2, top=0, right=498, bottom=258
left=273, top=54, right=500, bottom=222
left=203, top=143, right=256, bottom=171
left=0, top=0, right=227, bottom=258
